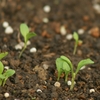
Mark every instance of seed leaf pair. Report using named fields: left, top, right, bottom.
left=20, top=24, right=36, bottom=44
left=56, top=56, right=71, bottom=81
left=56, top=55, right=94, bottom=90
left=56, top=58, right=70, bottom=80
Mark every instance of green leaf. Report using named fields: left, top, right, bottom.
left=3, top=69, right=15, bottom=86
left=20, top=23, right=29, bottom=42
left=3, top=69, right=15, bottom=78
left=26, top=32, right=36, bottom=42
left=76, top=59, right=94, bottom=74
left=62, top=62, right=70, bottom=72
left=60, top=56, right=72, bottom=67
left=62, top=62, right=71, bottom=82
left=56, top=58, right=64, bottom=80
left=0, top=61, right=4, bottom=74
left=73, top=32, right=79, bottom=42
left=0, top=52, right=8, bottom=60
left=0, top=74, right=5, bottom=79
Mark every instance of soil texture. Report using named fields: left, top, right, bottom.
left=0, top=0, right=100, bottom=100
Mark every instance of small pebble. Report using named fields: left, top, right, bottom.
left=18, top=41, right=30, bottom=47
left=74, top=81, right=76, bottom=85
left=43, top=5, right=51, bottom=13
left=43, top=18, right=49, bottom=23
left=44, top=81, right=47, bottom=84
left=90, top=89, right=95, bottom=93
left=80, top=66, right=86, bottom=70
left=15, top=44, right=22, bottom=50
left=54, top=81, right=61, bottom=87
left=93, top=4, right=100, bottom=13
left=93, top=4, right=100, bottom=10
left=60, top=26, right=67, bottom=35
left=67, top=81, right=72, bottom=86
left=42, top=64, right=49, bottom=70
left=36, top=89, right=42, bottom=93
left=27, top=40, right=31, bottom=45
left=5, top=26, right=13, bottom=34
left=4, top=92, right=10, bottom=98
left=78, top=40, right=83, bottom=46
left=89, top=27, right=100, bottom=38
left=88, top=67, right=91, bottom=70
left=78, top=29, right=84, bottom=35
left=19, top=42, right=25, bottom=47
left=77, top=50, right=82, bottom=55
left=66, top=34, right=73, bottom=40
left=30, top=47, right=37, bottom=53
left=67, top=81, right=76, bottom=86
left=4, top=66, right=9, bottom=70
left=3, top=21, right=9, bottom=28
left=3, top=44, right=7, bottom=48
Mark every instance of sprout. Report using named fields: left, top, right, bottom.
left=73, top=32, right=79, bottom=55
left=0, top=52, right=15, bottom=86
left=19, top=23, right=36, bottom=58
left=56, top=55, right=94, bottom=90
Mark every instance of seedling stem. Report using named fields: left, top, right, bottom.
left=73, top=32, right=79, bottom=55
left=19, top=44, right=26, bottom=58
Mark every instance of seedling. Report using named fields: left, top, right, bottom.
left=0, top=52, right=15, bottom=86
left=56, top=55, right=94, bottom=90
left=73, top=32, right=79, bottom=55
left=19, top=23, right=36, bottom=58
left=0, top=52, right=8, bottom=60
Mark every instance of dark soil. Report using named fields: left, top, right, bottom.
left=0, top=0, right=100, bottom=100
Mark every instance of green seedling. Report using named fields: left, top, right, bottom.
left=73, top=32, right=79, bottom=55
left=56, top=55, right=94, bottom=90
left=0, top=52, right=15, bottom=86
left=19, top=23, right=36, bottom=58
left=0, top=52, right=8, bottom=60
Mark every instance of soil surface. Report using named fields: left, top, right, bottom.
left=0, top=0, right=100, bottom=100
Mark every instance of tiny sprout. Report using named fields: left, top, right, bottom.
left=73, top=32, right=79, bottom=55
left=19, top=23, right=36, bottom=58
left=56, top=55, right=94, bottom=90
left=0, top=52, right=15, bottom=86
left=0, top=52, right=8, bottom=60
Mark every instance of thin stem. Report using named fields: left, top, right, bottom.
left=19, top=44, right=27, bottom=58
left=73, top=43, right=77, bottom=55
left=65, top=72, right=70, bottom=82
left=65, top=74, right=68, bottom=82
left=69, top=64, right=76, bottom=91
left=70, top=73, right=75, bottom=90
left=3, top=78, right=7, bottom=86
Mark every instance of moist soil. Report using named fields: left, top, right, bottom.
left=0, top=0, right=100, bottom=100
